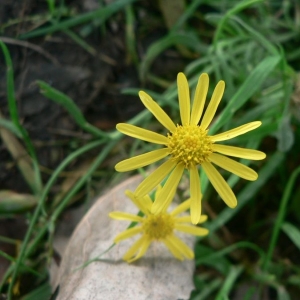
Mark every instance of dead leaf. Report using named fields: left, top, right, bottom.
left=53, top=175, right=196, bottom=300
left=0, top=190, right=37, bottom=213
left=0, top=110, right=37, bottom=192
left=52, top=159, right=94, bottom=208
left=158, top=0, right=186, bottom=29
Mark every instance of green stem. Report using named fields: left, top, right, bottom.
left=196, top=241, right=265, bottom=266
left=18, top=0, right=137, bottom=39
left=262, top=165, right=300, bottom=271
left=52, top=141, right=118, bottom=221
left=0, top=40, right=42, bottom=194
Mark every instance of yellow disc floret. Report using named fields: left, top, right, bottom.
left=167, top=124, right=213, bottom=168
left=142, top=214, right=174, bottom=240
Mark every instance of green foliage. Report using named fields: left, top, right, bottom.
left=18, top=0, right=138, bottom=39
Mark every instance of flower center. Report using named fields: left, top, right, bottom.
left=142, top=214, right=174, bottom=240
left=167, top=124, right=213, bottom=168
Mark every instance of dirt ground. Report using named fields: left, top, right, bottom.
left=0, top=0, right=183, bottom=191
left=1, top=1, right=137, bottom=191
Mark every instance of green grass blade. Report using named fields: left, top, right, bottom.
left=18, top=0, right=137, bottom=39
left=0, top=251, right=41, bottom=277
left=196, top=241, right=265, bottom=266
left=0, top=117, right=22, bottom=138
left=0, top=40, right=42, bottom=194
left=195, top=244, right=231, bottom=275
left=63, top=28, right=96, bottom=55
left=210, top=55, right=281, bottom=134
left=192, top=278, right=222, bottom=300
left=232, top=15, right=278, bottom=55
left=276, top=114, right=294, bottom=152
left=20, top=283, right=51, bottom=300
left=282, top=222, right=300, bottom=251
left=37, top=80, right=108, bottom=138
left=125, top=5, right=139, bottom=66
left=213, top=0, right=263, bottom=48
left=276, top=285, right=291, bottom=300
left=263, top=165, right=300, bottom=271
left=171, top=0, right=203, bottom=32
left=139, top=32, right=202, bottom=82
left=0, top=41, right=20, bottom=125
left=51, top=141, right=118, bottom=220
left=215, top=265, right=244, bottom=300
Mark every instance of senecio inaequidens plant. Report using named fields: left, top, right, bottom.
left=110, top=72, right=266, bottom=262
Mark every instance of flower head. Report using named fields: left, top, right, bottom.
left=115, top=73, right=266, bottom=224
left=109, top=189, right=208, bottom=263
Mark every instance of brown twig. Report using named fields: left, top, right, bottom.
left=0, top=36, right=60, bottom=66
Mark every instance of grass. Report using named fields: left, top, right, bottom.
left=0, top=0, right=300, bottom=299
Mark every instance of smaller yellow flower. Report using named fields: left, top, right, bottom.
left=109, top=189, right=209, bottom=263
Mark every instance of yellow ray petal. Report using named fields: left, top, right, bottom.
left=167, top=234, right=194, bottom=259
left=199, top=215, right=208, bottom=223
left=190, top=165, right=202, bottom=224
left=200, top=80, right=225, bottom=130
left=170, top=198, right=191, bottom=216
left=174, top=224, right=209, bottom=236
left=135, top=159, right=177, bottom=197
left=114, top=226, right=143, bottom=243
left=161, top=183, right=177, bottom=213
left=210, top=121, right=262, bottom=142
left=191, top=73, right=209, bottom=125
left=127, top=237, right=151, bottom=263
left=155, top=184, right=162, bottom=198
left=139, top=91, right=176, bottom=132
left=177, top=72, right=190, bottom=126
left=116, top=123, right=168, bottom=144
left=163, top=238, right=184, bottom=260
left=123, top=236, right=145, bottom=262
left=151, top=163, right=185, bottom=214
left=142, top=195, right=154, bottom=212
left=125, top=190, right=149, bottom=215
left=175, top=214, right=207, bottom=223
left=154, top=183, right=178, bottom=215
left=115, top=148, right=169, bottom=172
left=212, top=144, right=266, bottom=160
left=209, top=153, right=258, bottom=181
left=109, top=212, right=144, bottom=222
left=174, top=216, right=192, bottom=223
left=202, top=161, right=237, bottom=208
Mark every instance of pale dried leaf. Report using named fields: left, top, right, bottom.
left=0, top=111, right=36, bottom=191
left=53, top=158, right=94, bottom=207
left=54, top=175, right=196, bottom=300
left=0, top=190, right=37, bottom=213
left=158, top=0, right=186, bottom=29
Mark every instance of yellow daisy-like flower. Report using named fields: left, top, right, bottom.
left=109, top=189, right=209, bottom=263
left=115, top=72, right=266, bottom=224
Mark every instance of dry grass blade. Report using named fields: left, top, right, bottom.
left=0, top=191, right=37, bottom=213
left=0, top=37, right=60, bottom=66
left=0, top=111, right=36, bottom=192
left=158, top=0, right=185, bottom=29
left=52, top=159, right=95, bottom=207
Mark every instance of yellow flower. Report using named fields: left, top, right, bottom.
left=115, top=72, right=266, bottom=224
left=109, top=189, right=209, bottom=263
